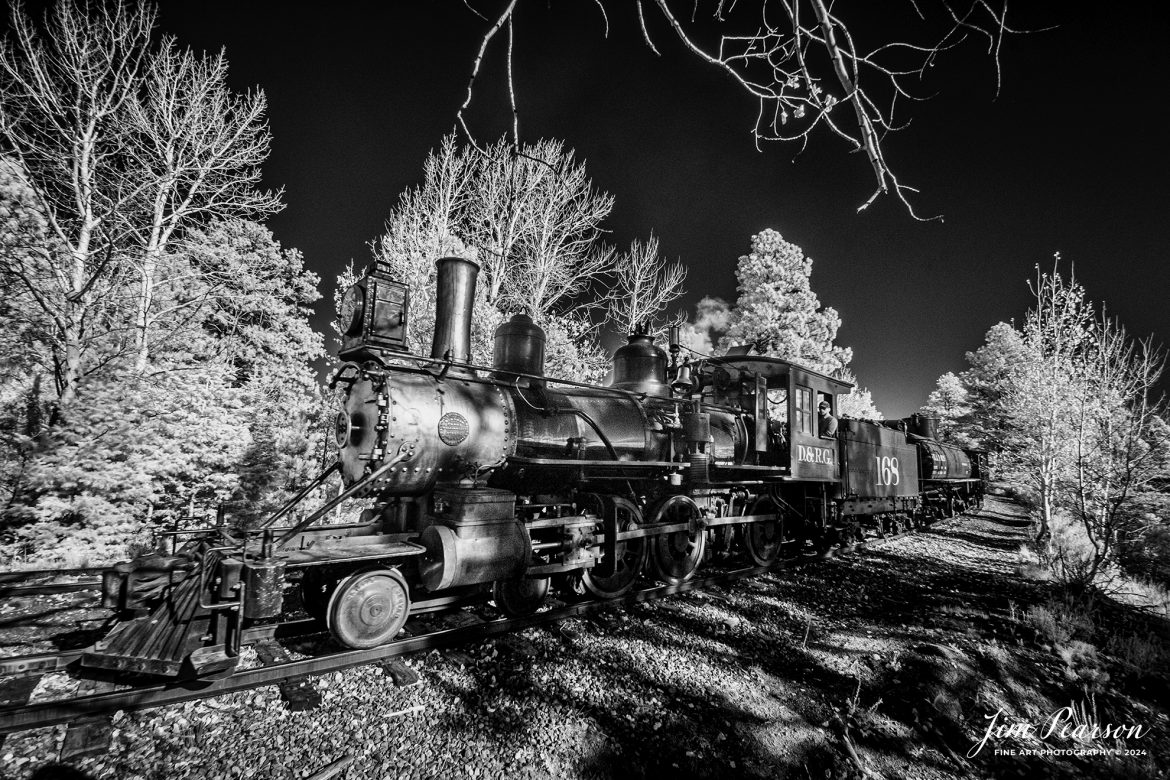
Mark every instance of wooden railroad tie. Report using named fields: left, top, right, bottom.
left=59, top=678, right=119, bottom=761
left=379, top=658, right=420, bottom=688
left=253, top=639, right=322, bottom=712
left=0, top=674, right=41, bottom=753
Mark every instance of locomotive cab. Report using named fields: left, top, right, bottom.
left=701, top=356, right=852, bottom=480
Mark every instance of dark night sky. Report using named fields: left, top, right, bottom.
left=15, top=3, right=1170, bottom=417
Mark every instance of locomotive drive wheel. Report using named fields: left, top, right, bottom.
left=648, top=496, right=706, bottom=586
left=326, top=566, right=411, bottom=649
left=581, top=497, right=648, bottom=600
left=741, top=497, right=783, bottom=566
left=493, top=576, right=550, bottom=617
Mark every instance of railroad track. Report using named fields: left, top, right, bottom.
left=0, top=568, right=104, bottom=598
left=0, top=567, right=105, bottom=584
left=0, top=514, right=970, bottom=739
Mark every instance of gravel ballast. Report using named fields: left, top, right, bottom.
left=2, top=497, right=1167, bottom=779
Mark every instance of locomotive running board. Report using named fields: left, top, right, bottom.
left=280, top=539, right=425, bottom=567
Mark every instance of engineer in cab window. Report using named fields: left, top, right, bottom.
left=818, top=400, right=838, bottom=439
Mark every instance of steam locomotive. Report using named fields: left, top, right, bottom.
left=87, top=257, right=985, bottom=678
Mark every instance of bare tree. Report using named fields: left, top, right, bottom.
left=123, top=38, right=281, bottom=371
left=369, top=135, right=477, bottom=352
left=0, top=1, right=279, bottom=411
left=465, top=138, right=615, bottom=318
left=465, top=138, right=550, bottom=306
left=1004, top=263, right=1090, bottom=543
left=508, top=149, right=615, bottom=318
left=458, top=1, right=1020, bottom=219
left=368, top=135, right=619, bottom=372
left=0, top=1, right=155, bottom=409
left=605, top=235, right=687, bottom=336
left=1065, top=315, right=1169, bottom=585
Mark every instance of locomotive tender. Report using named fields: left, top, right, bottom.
left=87, top=257, right=985, bottom=678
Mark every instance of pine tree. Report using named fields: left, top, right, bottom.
left=723, top=229, right=852, bottom=376
left=960, top=321, right=1030, bottom=449
left=920, top=372, right=972, bottom=444
left=835, top=368, right=884, bottom=420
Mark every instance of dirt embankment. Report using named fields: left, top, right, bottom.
left=3, top=497, right=1168, bottom=779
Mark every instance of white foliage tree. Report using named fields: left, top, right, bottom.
left=835, top=368, right=883, bottom=420
left=920, top=371, right=972, bottom=443
left=722, top=229, right=852, bottom=376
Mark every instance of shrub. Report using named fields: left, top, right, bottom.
left=1015, top=542, right=1052, bottom=582
left=1025, top=605, right=1071, bottom=646
left=1057, top=639, right=1110, bottom=691
left=1117, top=518, right=1170, bottom=589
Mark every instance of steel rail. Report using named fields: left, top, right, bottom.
left=0, top=619, right=321, bottom=678
left=0, top=579, right=102, bottom=598
left=0, top=588, right=491, bottom=679
left=0, top=513, right=973, bottom=736
left=0, top=560, right=783, bottom=735
left=0, top=568, right=104, bottom=585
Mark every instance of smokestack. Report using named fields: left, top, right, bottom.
left=431, top=256, right=480, bottom=374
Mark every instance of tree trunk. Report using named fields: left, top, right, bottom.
left=51, top=310, right=86, bottom=425
left=1037, top=478, right=1052, bottom=546
left=134, top=250, right=159, bottom=372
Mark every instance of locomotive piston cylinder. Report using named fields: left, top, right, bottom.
left=418, top=522, right=527, bottom=591
left=418, top=488, right=527, bottom=591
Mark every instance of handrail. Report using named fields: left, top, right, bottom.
left=275, top=450, right=411, bottom=549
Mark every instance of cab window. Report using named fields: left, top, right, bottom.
left=767, top=388, right=788, bottom=422
left=795, top=385, right=813, bottom=434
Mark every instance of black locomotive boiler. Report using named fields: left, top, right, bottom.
left=87, top=257, right=986, bottom=678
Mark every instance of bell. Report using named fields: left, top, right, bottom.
left=672, top=363, right=694, bottom=394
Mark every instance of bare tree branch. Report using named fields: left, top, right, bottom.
left=460, top=0, right=1025, bottom=219
left=456, top=0, right=520, bottom=152
left=605, top=234, right=687, bottom=336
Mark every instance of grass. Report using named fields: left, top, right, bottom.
left=1104, top=631, right=1168, bottom=671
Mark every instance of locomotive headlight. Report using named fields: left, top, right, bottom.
left=339, top=284, right=365, bottom=337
